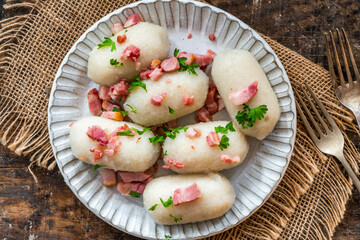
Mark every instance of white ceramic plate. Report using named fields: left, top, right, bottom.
left=48, top=0, right=296, bottom=239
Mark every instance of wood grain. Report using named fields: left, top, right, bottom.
left=0, top=0, right=359, bottom=239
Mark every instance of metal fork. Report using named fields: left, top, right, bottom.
left=295, top=83, right=360, bottom=192
left=324, top=28, right=360, bottom=128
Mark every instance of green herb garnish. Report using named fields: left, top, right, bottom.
left=149, top=204, right=158, bottom=211
left=165, top=235, right=172, bottom=239
left=117, top=130, right=134, bottom=136
left=174, top=48, right=199, bottom=75
left=129, top=190, right=141, bottom=198
left=98, top=37, right=116, bottom=51
left=169, top=214, right=182, bottom=224
left=162, top=126, right=188, bottom=140
left=235, top=104, right=268, bottom=129
left=110, top=59, right=124, bottom=67
left=126, top=104, right=137, bottom=113
left=112, top=107, right=128, bottom=117
left=124, top=30, right=128, bottom=33
left=219, top=135, right=230, bottom=151
left=189, top=222, right=193, bottom=228
left=128, top=77, right=147, bottom=92
left=132, top=127, right=151, bottom=135
left=164, top=150, right=168, bottom=156
left=174, top=48, right=180, bottom=57
left=214, top=122, right=236, bottom=134
left=160, top=196, right=173, bottom=207
left=149, top=135, right=165, bottom=143
left=91, top=164, right=105, bottom=175
left=168, top=106, right=175, bottom=114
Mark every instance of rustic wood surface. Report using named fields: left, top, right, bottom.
left=0, top=0, right=359, bottom=239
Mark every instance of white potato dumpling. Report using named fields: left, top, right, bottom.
left=162, top=121, right=249, bottom=173
left=124, top=70, right=209, bottom=126
left=70, top=116, right=160, bottom=172
left=211, top=49, right=280, bottom=140
left=87, top=22, right=170, bottom=86
left=143, top=173, right=235, bottom=225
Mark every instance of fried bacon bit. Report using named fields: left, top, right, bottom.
left=101, top=111, right=124, bottom=121
left=109, top=80, right=130, bottom=101
left=102, top=100, right=119, bottom=112
left=140, top=69, right=153, bottom=80
left=116, top=124, right=136, bottom=136
left=124, top=14, right=143, bottom=28
left=166, top=158, right=184, bottom=169
left=193, top=54, right=213, bottom=67
left=136, top=61, right=142, bottom=71
left=205, top=82, right=218, bottom=115
left=151, top=94, right=165, bottom=106
left=80, top=156, right=85, bottom=161
left=187, top=33, right=192, bottom=39
left=220, top=155, right=241, bottom=164
left=173, top=183, right=201, bottom=206
left=196, top=107, right=212, bottom=122
left=162, top=164, right=172, bottom=169
left=69, top=122, right=74, bottom=127
left=104, top=136, right=122, bottom=157
left=208, top=33, right=216, bottom=41
left=161, top=57, right=180, bottom=72
left=121, top=44, right=141, bottom=62
left=185, top=127, right=201, bottom=138
left=206, top=132, right=220, bottom=147
left=100, top=168, right=117, bottom=186
left=183, top=94, right=195, bottom=106
left=149, top=67, right=163, bottom=81
left=229, top=81, right=258, bottom=105
left=86, top=125, right=109, bottom=145
left=177, top=52, right=195, bottom=65
left=151, top=59, right=161, bottom=69
left=177, top=85, right=181, bottom=88
left=164, top=119, right=177, bottom=129
left=191, top=145, right=195, bottom=149
left=117, top=34, right=127, bottom=44
left=98, top=86, right=111, bottom=101
left=90, top=144, right=103, bottom=163
left=111, top=23, right=124, bottom=35
left=165, top=79, right=172, bottom=84
left=87, top=88, right=102, bottom=116
left=118, top=171, right=151, bottom=183
left=206, top=49, right=217, bottom=59
left=117, top=181, right=146, bottom=195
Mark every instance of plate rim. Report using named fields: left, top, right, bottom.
left=47, top=0, right=297, bottom=239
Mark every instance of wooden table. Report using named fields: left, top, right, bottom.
left=0, top=0, right=359, bottom=239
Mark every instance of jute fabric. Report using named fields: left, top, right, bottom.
left=0, top=0, right=359, bottom=239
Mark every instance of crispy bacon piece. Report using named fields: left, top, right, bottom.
left=98, top=86, right=111, bottom=101
left=104, top=136, right=122, bottom=157
left=121, top=44, right=140, bottom=62
left=206, top=132, right=220, bottom=147
left=229, top=81, right=258, bottom=105
left=117, top=181, right=146, bottom=195
left=208, top=33, right=216, bottom=41
left=101, top=111, right=124, bottom=121
left=220, top=155, right=241, bottom=164
left=173, top=183, right=201, bottom=206
left=187, top=33, right=192, bottom=39
left=149, top=67, right=163, bottom=81
left=124, top=14, right=143, bottom=28
left=205, top=82, right=218, bottom=115
left=185, top=127, right=201, bottom=138
left=183, top=94, right=195, bottom=106
left=193, top=54, right=213, bottom=67
left=110, top=124, right=136, bottom=137
left=86, top=125, right=109, bottom=145
left=162, top=165, right=172, bottom=169
left=206, top=49, right=217, bottom=59
left=151, top=94, right=165, bottom=106
left=166, top=158, right=184, bottom=169
left=161, top=57, right=180, bottom=72
left=165, top=79, right=172, bottom=84
left=196, top=107, right=212, bottom=122
left=151, top=59, right=161, bottom=69
left=140, top=69, right=153, bottom=80
left=111, top=23, right=124, bottom=35
left=109, top=80, right=130, bottom=101
left=164, top=119, right=176, bottom=129
left=100, top=168, right=117, bottom=186
left=118, top=171, right=151, bottom=183
left=87, top=88, right=102, bottom=116
left=102, top=100, right=119, bottom=112
left=90, top=144, right=103, bottom=163
left=69, top=122, right=74, bottom=127
left=117, top=34, right=127, bottom=44
left=177, top=52, right=195, bottom=65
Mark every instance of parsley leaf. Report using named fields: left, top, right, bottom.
left=162, top=126, right=188, bottom=140
left=112, top=107, right=127, bottom=117
left=117, top=130, right=134, bottom=136
left=164, top=150, right=168, bottom=156
left=168, top=106, right=175, bottom=114
left=235, top=104, right=268, bottom=129
left=128, top=77, right=147, bottom=92
left=91, top=164, right=105, bottom=175
left=149, top=204, right=158, bottom=211
left=219, top=135, right=230, bottom=151
left=214, top=122, right=236, bottom=134
left=110, top=59, right=124, bottom=67
left=98, top=37, right=116, bottom=51
left=226, top=122, right=236, bottom=132
left=160, top=196, right=173, bottom=207
left=173, top=48, right=180, bottom=57
left=132, top=127, right=151, bottom=135
left=169, top=214, right=183, bottom=224
left=189, top=222, right=193, bottom=228
left=129, top=190, right=141, bottom=198
left=174, top=48, right=200, bottom=75
left=165, top=235, right=172, bottom=239
left=124, top=30, right=128, bottom=33
left=149, top=135, right=165, bottom=143
left=126, top=104, right=137, bottom=113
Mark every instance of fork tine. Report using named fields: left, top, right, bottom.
left=294, top=88, right=323, bottom=137
left=294, top=91, right=319, bottom=142
left=341, top=28, right=360, bottom=82
left=330, top=30, right=346, bottom=87
left=304, top=83, right=338, bottom=130
left=324, top=32, right=339, bottom=93
left=336, top=28, right=353, bottom=86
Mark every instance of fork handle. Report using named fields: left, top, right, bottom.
left=352, top=110, right=360, bottom=130
left=337, top=153, right=360, bottom=192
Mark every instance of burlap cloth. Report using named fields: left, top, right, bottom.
left=0, top=0, right=359, bottom=239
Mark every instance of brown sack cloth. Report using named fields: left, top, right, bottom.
left=0, top=0, right=359, bottom=239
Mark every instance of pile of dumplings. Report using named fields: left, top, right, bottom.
left=69, top=15, right=280, bottom=226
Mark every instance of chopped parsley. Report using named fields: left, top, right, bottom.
left=163, top=126, right=188, bottom=140
left=169, top=214, right=183, bottom=224
left=149, top=134, right=165, bottom=143
left=148, top=204, right=158, bottom=211
left=165, top=235, right=172, bottom=239
left=160, top=196, right=173, bottom=207
left=124, top=30, right=128, bottom=33
left=117, top=130, right=134, bottom=136
left=235, top=104, right=268, bottom=129
left=126, top=104, right=137, bottom=113
left=189, top=222, right=193, bottom=228
left=174, top=48, right=180, bottom=57
left=129, top=190, right=141, bottom=198
left=164, top=150, right=168, bottom=156
left=128, top=77, right=147, bottom=92
left=91, top=164, right=105, bottom=175
left=174, top=48, right=199, bottom=75
left=219, top=135, right=230, bottom=151
left=168, top=106, right=175, bottom=114
left=132, top=127, right=151, bottom=135
left=214, top=122, right=236, bottom=134
left=112, top=107, right=127, bottom=117
left=98, top=37, right=116, bottom=51
left=110, top=59, right=124, bottom=67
